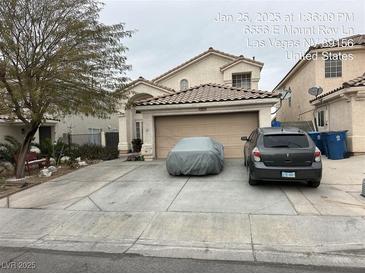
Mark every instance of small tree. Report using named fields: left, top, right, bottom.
left=0, top=0, right=133, bottom=178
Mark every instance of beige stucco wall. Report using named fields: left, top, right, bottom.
left=0, top=124, right=24, bottom=142
left=276, top=46, right=365, bottom=122
left=312, top=88, right=365, bottom=153
left=327, top=99, right=352, bottom=133
left=118, top=82, right=171, bottom=153
left=155, top=54, right=231, bottom=90
left=315, top=48, right=365, bottom=93
left=55, top=115, right=119, bottom=140
left=276, top=61, right=316, bottom=122
left=0, top=123, right=56, bottom=145
left=324, top=98, right=354, bottom=151
left=350, top=98, right=365, bottom=153
left=222, top=62, right=261, bottom=90
left=325, top=96, right=365, bottom=153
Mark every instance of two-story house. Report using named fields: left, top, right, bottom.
left=274, top=34, right=365, bottom=154
left=118, top=47, right=279, bottom=160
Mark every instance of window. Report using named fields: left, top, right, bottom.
left=263, top=134, right=309, bottom=148
left=317, top=110, right=325, bottom=127
left=88, top=128, right=101, bottom=145
left=232, top=73, right=251, bottom=89
left=180, top=79, right=189, bottom=90
left=325, top=57, right=342, bottom=78
left=136, top=121, right=143, bottom=140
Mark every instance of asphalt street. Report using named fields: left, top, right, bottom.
left=0, top=247, right=364, bottom=273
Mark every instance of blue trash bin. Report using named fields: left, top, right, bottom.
left=325, top=131, right=348, bottom=160
left=308, top=132, right=325, bottom=155
left=271, top=121, right=281, bottom=127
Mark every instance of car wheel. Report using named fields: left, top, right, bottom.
left=248, top=167, right=259, bottom=186
left=308, top=180, right=320, bottom=188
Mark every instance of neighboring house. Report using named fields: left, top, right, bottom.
left=0, top=115, right=58, bottom=145
left=119, top=47, right=279, bottom=160
left=0, top=114, right=119, bottom=147
left=273, top=34, right=365, bottom=153
left=274, top=34, right=365, bottom=122
left=310, top=74, right=365, bottom=154
left=54, top=115, right=119, bottom=146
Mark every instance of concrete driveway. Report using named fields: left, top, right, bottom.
left=1, top=156, right=365, bottom=267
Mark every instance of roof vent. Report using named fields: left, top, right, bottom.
left=208, top=47, right=214, bottom=50
left=138, top=76, right=144, bottom=80
left=252, top=56, right=255, bottom=60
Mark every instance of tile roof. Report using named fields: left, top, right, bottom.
left=310, top=73, right=365, bottom=102
left=125, top=76, right=175, bottom=93
left=343, top=73, right=365, bottom=87
left=220, top=56, right=263, bottom=71
left=152, top=47, right=261, bottom=82
left=135, top=83, right=279, bottom=106
left=0, top=113, right=59, bottom=122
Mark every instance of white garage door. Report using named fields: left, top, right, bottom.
left=155, top=112, right=259, bottom=158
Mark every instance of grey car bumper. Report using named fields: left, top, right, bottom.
left=250, top=162, right=322, bottom=182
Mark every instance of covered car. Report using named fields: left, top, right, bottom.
left=166, top=137, right=224, bottom=176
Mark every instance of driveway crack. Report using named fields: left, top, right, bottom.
left=166, top=177, right=190, bottom=211
left=280, top=187, right=299, bottom=215
left=87, top=196, right=103, bottom=211
left=299, top=188, right=321, bottom=215
left=64, top=165, right=143, bottom=210
left=123, top=212, right=159, bottom=254
left=248, top=214, right=256, bottom=262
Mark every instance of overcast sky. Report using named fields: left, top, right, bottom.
left=100, top=0, right=364, bottom=91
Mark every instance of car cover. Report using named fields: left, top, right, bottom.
left=166, top=137, right=224, bottom=176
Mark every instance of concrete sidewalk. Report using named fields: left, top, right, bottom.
left=0, top=156, right=365, bottom=267
left=0, top=208, right=365, bottom=267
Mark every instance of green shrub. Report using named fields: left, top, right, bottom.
left=126, top=154, right=144, bottom=161
left=71, top=144, right=118, bottom=161
left=101, top=146, right=119, bottom=160
left=39, top=138, right=53, bottom=158
left=132, top=138, right=143, bottom=153
left=55, top=139, right=82, bottom=163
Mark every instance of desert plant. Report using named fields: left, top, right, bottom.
left=0, top=135, right=21, bottom=164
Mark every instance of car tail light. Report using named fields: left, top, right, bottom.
left=314, top=147, right=321, bottom=162
left=252, top=147, right=261, bottom=162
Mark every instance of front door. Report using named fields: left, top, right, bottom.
left=39, top=126, right=52, bottom=146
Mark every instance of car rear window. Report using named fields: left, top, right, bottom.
left=263, top=134, right=309, bottom=148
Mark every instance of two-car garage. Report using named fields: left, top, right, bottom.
left=155, top=112, right=259, bottom=158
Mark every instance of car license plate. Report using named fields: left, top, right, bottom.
left=282, top=171, right=295, bottom=178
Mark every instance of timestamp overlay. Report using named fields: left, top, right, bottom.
left=213, top=9, right=363, bottom=61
